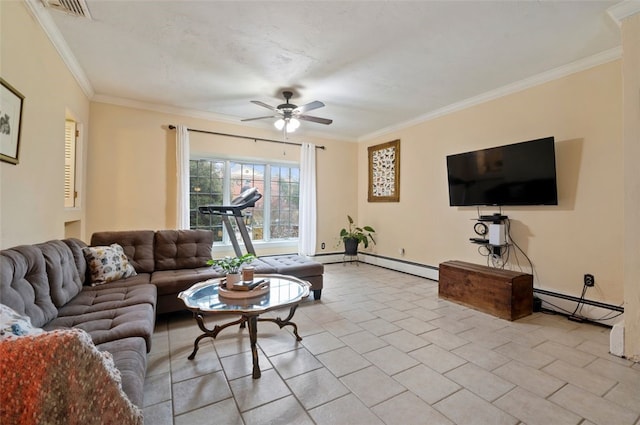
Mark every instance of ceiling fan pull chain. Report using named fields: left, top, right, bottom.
left=282, top=127, right=287, bottom=156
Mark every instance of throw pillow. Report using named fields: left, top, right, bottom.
left=82, top=243, right=137, bottom=286
left=0, top=304, right=44, bottom=340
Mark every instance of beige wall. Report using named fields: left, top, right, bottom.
left=359, top=61, right=624, bottom=306
left=621, top=13, right=640, bottom=361
left=87, top=102, right=357, bottom=254
left=0, top=1, right=90, bottom=248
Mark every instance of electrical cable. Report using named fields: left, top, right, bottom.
left=478, top=245, right=490, bottom=257
left=588, top=307, right=625, bottom=322
left=504, top=219, right=522, bottom=272
left=506, top=218, right=537, bottom=282
left=592, top=311, right=624, bottom=321
left=541, top=298, right=624, bottom=327
left=541, top=299, right=580, bottom=315
left=569, top=284, right=588, bottom=320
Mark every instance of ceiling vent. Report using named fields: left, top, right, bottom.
left=42, top=0, right=91, bottom=18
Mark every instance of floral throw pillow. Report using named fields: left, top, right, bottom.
left=0, top=304, right=44, bottom=340
left=82, top=243, right=137, bottom=286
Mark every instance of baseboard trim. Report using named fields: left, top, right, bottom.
left=311, top=252, right=439, bottom=280
left=532, top=288, right=623, bottom=327
left=533, top=288, right=624, bottom=312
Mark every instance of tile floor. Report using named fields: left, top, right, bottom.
left=142, top=263, right=640, bottom=425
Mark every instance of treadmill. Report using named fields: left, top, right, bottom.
left=198, top=187, right=262, bottom=257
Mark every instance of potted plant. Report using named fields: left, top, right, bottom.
left=207, top=253, right=255, bottom=285
left=339, top=215, right=376, bottom=256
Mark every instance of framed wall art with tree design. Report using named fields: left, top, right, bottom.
left=0, top=78, right=24, bottom=165
left=368, top=139, right=400, bottom=202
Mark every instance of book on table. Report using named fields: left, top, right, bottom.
left=229, top=278, right=268, bottom=291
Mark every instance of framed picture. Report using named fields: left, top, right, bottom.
left=368, top=139, right=400, bottom=202
left=0, top=78, right=24, bottom=165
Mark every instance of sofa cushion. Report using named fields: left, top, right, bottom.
left=91, top=231, right=155, bottom=273
left=83, top=244, right=138, bottom=285
left=97, top=337, right=147, bottom=408
left=154, top=229, right=213, bottom=271
left=62, top=238, right=89, bottom=285
left=247, top=258, right=278, bottom=274
left=151, top=267, right=222, bottom=296
left=0, top=245, right=58, bottom=328
left=44, top=303, right=155, bottom=352
left=57, top=279, right=156, bottom=317
left=258, top=255, right=324, bottom=277
left=37, top=240, right=83, bottom=307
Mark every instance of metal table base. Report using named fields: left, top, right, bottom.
left=187, top=305, right=302, bottom=378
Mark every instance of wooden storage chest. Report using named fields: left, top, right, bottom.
left=438, top=260, right=533, bottom=321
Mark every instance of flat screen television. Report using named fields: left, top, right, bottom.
left=446, top=136, right=558, bottom=206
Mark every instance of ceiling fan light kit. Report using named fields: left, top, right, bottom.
left=243, top=90, right=333, bottom=132
left=274, top=117, right=300, bottom=133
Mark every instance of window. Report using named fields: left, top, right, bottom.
left=270, top=165, right=300, bottom=239
left=190, top=158, right=300, bottom=245
left=64, top=120, right=77, bottom=208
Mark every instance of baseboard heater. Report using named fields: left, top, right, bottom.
left=533, top=288, right=624, bottom=312
left=360, top=253, right=439, bottom=270
left=314, top=251, right=438, bottom=270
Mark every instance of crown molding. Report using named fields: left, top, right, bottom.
left=359, top=46, right=622, bottom=142
left=91, top=95, right=356, bottom=143
left=607, top=1, right=640, bottom=26
left=92, top=94, right=243, bottom=124
left=23, top=0, right=94, bottom=98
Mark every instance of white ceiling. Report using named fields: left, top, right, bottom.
left=38, top=0, right=622, bottom=141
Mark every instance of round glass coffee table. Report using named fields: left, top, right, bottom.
left=178, top=274, right=311, bottom=378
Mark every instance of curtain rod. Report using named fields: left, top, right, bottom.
left=168, top=125, right=325, bottom=150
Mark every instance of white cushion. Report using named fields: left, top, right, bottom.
left=82, top=243, right=137, bottom=286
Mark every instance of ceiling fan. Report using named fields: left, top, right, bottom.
left=241, top=91, right=333, bottom=133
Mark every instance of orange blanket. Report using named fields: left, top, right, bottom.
left=0, top=329, right=142, bottom=425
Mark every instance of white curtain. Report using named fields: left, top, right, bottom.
left=176, top=125, right=190, bottom=230
left=298, top=142, right=317, bottom=256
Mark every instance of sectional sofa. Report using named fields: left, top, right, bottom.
left=0, top=238, right=155, bottom=409
left=90, top=229, right=324, bottom=314
left=0, top=229, right=324, bottom=412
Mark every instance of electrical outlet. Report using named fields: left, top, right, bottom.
left=584, top=274, right=595, bottom=287
left=321, top=242, right=326, bottom=250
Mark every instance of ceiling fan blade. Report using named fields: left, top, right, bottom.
left=241, top=115, right=277, bottom=122
left=294, top=100, right=324, bottom=114
left=297, top=114, right=333, bottom=125
left=250, top=100, right=277, bottom=111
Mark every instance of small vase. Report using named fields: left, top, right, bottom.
left=226, top=273, right=242, bottom=287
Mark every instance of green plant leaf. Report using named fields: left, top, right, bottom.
left=207, top=253, right=255, bottom=273
left=339, top=215, right=376, bottom=248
